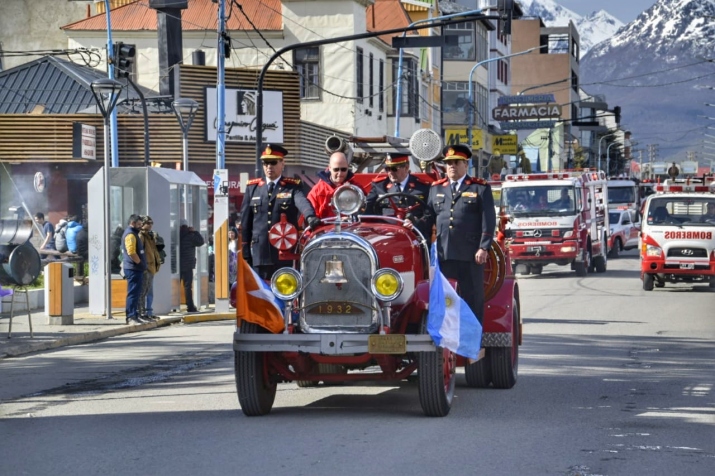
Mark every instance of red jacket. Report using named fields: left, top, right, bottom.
left=307, top=170, right=363, bottom=219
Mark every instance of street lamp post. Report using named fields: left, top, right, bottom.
left=172, top=98, right=200, bottom=172
left=606, top=141, right=620, bottom=177
left=598, top=133, right=616, bottom=172
left=90, top=78, right=123, bottom=320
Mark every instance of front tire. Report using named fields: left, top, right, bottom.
left=609, top=238, right=621, bottom=258
left=530, top=265, right=543, bottom=275
left=490, top=297, right=520, bottom=389
left=643, top=273, right=654, bottom=291
left=235, top=321, right=277, bottom=416
left=594, top=253, right=607, bottom=273
left=418, top=316, right=456, bottom=417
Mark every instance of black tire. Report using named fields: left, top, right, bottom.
left=530, top=265, right=543, bottom=275
left=574, top=255, right=588, bottom=277
left=710, top=277, right=715, bottom=289
left=515, top=264, right=531, bottom=275
left=235, top=321, right=277, bottom=416
left=609, top=238, right=621, bottom=258
left=490, top=297, right=520, bottom=389
left=418, top=316, right=456, bottom=417
left=464, top=351, right=492, bottom=388
left=594, top=253, right=607, bottom=273
left=643, top=273, right=654, bottom=291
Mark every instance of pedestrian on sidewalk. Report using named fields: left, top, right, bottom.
left=122, top=214, right=147, bottom=324
left=138, top=215, right=161, bottom=320
left=180, top=220, right=204, bottom=313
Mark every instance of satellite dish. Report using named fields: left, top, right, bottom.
left=409, top=129, right=442, bottom=163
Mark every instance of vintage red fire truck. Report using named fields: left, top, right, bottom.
left=500, top=171, right=610, bottom=276
left=233, top=137, right=521, bottom=417
left=639, top=178, right=715, bottom=290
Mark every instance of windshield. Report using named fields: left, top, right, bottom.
left=502, top=186, right=577, bottom=217
left=608, top=186, right=636, bottom=205
left=647, top=197, right=715, bottom=227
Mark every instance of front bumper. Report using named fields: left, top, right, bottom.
left=510, top=240, right=579, bottom=263
left=641, top=258, right=715, bottom=276
left=234, top=333, right=435, bottom=355
left=233, top=332, right=514, bottom=355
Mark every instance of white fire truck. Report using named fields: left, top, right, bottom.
left=501, top=171, right=610, bottom=276
left=607, top=178, right=639, bottom=215
left=639, top=178, right=715, bottom=290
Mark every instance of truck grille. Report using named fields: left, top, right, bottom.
left=667, top=247, right=708, bottom=258
left=299, top=236, right=378, bottom=333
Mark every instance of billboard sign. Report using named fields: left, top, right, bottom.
left=205, top=87, right=284, bottom=144
left=491, top=135, right=518, bottom=155
left=444, top=128, right=483, bottom=149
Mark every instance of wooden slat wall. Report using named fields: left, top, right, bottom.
left=0, top=65, right=302, bottom=167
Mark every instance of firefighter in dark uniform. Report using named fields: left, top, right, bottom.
left=365, top=153, right=431, bottom=237
left=240, top=145, right=320, bottom=280
left=408, top=144, right=496, bottom=322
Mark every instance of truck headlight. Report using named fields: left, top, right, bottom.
left=371, top=268, right=403, bottom=302
left=332, top=184, right=365, bottom=216
left=271, top=268, right=302, bottom=301
left=645, top=244, right=662, bottom=257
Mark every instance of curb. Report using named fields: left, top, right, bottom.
left=0, top=316, right=183, bottom=359
left=182, top=312, right=235, bottom=324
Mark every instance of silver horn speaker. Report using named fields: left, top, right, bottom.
left=320, top=256, right=348, bottom=284
left=409, top=129, right=442, bottom=163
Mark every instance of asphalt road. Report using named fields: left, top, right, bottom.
left=1, top=250, right=713, bottom=476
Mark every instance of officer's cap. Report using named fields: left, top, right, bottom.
left=384, top=153, right=410, bottom=167
left=442, top=144, right=472, bottom=161
left=261, top=144, right=288, bottom=160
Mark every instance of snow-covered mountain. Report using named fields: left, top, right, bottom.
left=517, top=0, right=625, bottom=55
left=581, top=0, right=715, bottom=160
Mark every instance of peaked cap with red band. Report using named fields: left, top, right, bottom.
left=384, top=153, right=410, bottom=166
left=261, top=144, right=288, bottom=160
left=442, top=144, right=472, bottom=161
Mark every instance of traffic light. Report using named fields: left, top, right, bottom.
left=113, top=42, right=136, bottom=79
left=613, top=106, right=621, bottom=125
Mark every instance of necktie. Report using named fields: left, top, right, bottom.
left=451, top=181, right=458, bottom=194
left=394, top=182, right=401, bottom=193
left=267, top=182, right=275, bottom=199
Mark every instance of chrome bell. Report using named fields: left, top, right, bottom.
left=320, top=256, right=348, bottom=284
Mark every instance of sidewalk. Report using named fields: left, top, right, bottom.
left=0, top=304, right=236, bottom=360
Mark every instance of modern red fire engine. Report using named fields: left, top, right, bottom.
left=500, top=170, right=610, bottom=276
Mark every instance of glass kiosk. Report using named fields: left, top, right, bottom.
left=88, top=167, right=208, bottom=316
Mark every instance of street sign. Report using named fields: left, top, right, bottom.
left=498, top=94, right=556, bottom=105
left=392, top=36, right=457, bottom=49
left=444, top=128, right=483, bottom=149
left=499, top=121, right=557, bottom=130
left=491, top=135, right=518, bottom=155
left=492, top=104, right=561, bottom=121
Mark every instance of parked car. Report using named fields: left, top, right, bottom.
left=608, top=209, right=640, bottom=258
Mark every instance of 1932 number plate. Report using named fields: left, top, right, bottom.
left=307, top=302, right=363, bottom=314
left=679, top=263, right=695, bottom=269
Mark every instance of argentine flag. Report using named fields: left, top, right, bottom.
left=427, top=243, right=483, bottom=359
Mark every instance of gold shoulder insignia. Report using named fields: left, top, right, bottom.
left=372, top=175, right=389, bottom=183
left=281, top=177, right=300, bottom=185
left=247, top=178, right=262, bottom=185
left=432, top=178, right=448, bottom=186
left=472, top=178, right=488, bottom=185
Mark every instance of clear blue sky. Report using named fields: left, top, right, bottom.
left=555, top=0, right=658, bottom=23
